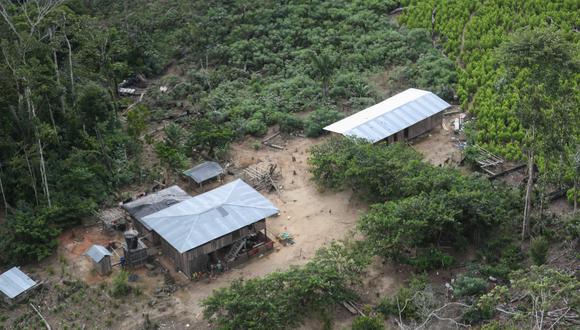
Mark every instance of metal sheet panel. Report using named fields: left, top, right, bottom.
left=85, top=245, right=111, bottom=263
left=0, top=267, right=37, bottom=299
left=324, top=88, right=450, bottom=143
left=121, top=186, right=191, bottom=229
left=142, top=179, right=279, bottom=253
left=183, top=161, right=224, bottom=184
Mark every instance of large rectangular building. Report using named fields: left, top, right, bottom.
left=324, top=88, right=451, bottom=143
left=126, top=179, right=279, bottom=278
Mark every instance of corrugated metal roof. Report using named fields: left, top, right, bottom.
left=142, top=179, right=279, bottom=253
left=0, top=267, right=37, bottom=299
left=324, top=88, right=450, bottom=143
left=122, top=186, right=191, bottom=230
left=183, top=161, right=224, bottom=184
left=85, top=245, right=111, bottom=263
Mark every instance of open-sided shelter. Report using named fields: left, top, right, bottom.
left=324, top=88, right=450, bottom=143
left=140, top=179, right=279, bottom=278
left=0, top=267, right=39, bottom=305
left=183, top=161, right=224, bottom=189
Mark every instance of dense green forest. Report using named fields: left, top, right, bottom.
left=0, top=0, right=457, bottom=264
left=401, top=0, right=579, bottom=159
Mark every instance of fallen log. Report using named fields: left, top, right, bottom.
left=30, top=303, right=51, bottom=330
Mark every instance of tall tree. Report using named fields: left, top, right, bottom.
left=308, top=50, right=338, bottom=98
left=497, top=27, right=578, bottom=241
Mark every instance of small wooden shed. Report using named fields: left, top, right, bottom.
left=0, top=267, right=39, bottom=305
left=85, top=245, right=112, bottom=275
left=183, top=161, right=224, bottom=190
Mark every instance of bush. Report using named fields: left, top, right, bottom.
left=376, top=275, right=428, bottom=320
left=407, top=249, right=456, bottom=271
left=111, top=271, right=130, bottom=297
left=566, top=188, right=579, bottom=205
left=245, top=119, right=268, bottom=136
left=453, top=275, right=487, bottom=297
left=202, top=240, right=370, bottom=330
left=529, top=236, right=549, bottom=265
left=275, top=112, right=304, bottom=133
left=351, top=316, right=384, bottom=330
left=478, top=236, right=524, bottom=279
left=562, top=214, right=580, bottom=241
left=304, top=107, right=345, bottom=137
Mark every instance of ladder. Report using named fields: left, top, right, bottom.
left=225, top=237, right=248, bottom=262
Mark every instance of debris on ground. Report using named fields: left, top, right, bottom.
left=277, top=232, right=295, bottom=246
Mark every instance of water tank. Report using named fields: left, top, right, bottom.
left=124, top=229, right=139, bottom=250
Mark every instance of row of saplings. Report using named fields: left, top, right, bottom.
left=200, top=138, right=579, bottom=330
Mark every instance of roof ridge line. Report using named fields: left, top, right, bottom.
left=347, top=92, right=432, bottom=131
left=180, top=214, right=201, bottom=252
left=222, top=179, right=242, bottom=203
left=223, top=202, right=278, bottom=211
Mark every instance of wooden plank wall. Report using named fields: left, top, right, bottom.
left=179, top=219, right=266, bottom=277
left=384, top=112, right=443, bottom=144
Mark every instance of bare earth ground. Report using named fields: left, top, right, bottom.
left=411, top=112, right=465, bottom=167
left=120, top=134, right=392, bottom=329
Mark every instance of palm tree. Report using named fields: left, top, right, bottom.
left=308, top=51, right=338, bottom=98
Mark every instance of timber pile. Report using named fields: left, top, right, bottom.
left=472, top=145, right=505, bottom=176
left=242, top=163, right=281, bottom=192
left=262, top=132, right=284, bottom=149
left=342, top=301, right=365, bottom=316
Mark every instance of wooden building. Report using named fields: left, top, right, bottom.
left=0, top=267, right=39, bottom=305
left=85, top=245, right=112, bottom=275
left=121, top=186, right=191, bottom=246
left=324, top=88, right=450, bottom=144
left=183, top=161, right=224, bottom=191
left=135, top=179, right=279, bottom=278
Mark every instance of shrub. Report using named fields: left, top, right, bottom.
left=562, top=214, right=579, bottom=241
left=407, top=249, right=456, bottom=271
left=478, top=236, right=523, bottom=279
left=245, top=119, right=268, bottom=136
left=462, top=286, right=508, bottom=324
left=351, top=316, right=384, bottom=330
left=202, top=240, right=370, bottom=330
left=529, top=236, right=549, bottom=265
left=304, top=107, right=345, bottom=137
left=453, top=275, right=487, bottom=297
left=111, top=271, right=130, bottom=297
left=376, top=275, right=428, bottom=320
left=566, top=188, right=579, bottom=205
left=275, top=113, right=304, bottom=133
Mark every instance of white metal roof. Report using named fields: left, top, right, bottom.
left=324, top=88, right=450, bottom=143
left=142, top=179, right=279, bottom=253
left=0, top=267, right=37, bottom=299
left=183, top=161, right=224, bottom=184
left=85, top=245, right=111, bottom=263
